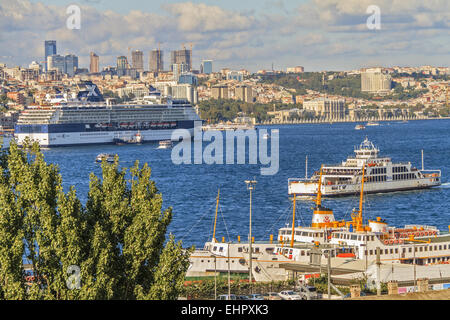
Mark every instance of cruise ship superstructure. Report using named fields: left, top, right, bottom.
left=14, top=82, right=200, bottom=147
left=288, top=138, right=441, bottom=197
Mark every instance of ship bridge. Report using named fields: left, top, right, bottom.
left=354, top=137, right=379, bottom=159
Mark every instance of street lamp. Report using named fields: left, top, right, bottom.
left=245, top=179, right=257, bottom=294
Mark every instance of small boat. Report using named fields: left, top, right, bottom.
left=157, top=140, right=173, bottom=149
left=96, top=153, right=115, bottom=163
left=113, top=132, right=143, bottom=145
left=355, top=124, right=365, bottom=130
left=135, top=131, right=143, bottom=144
left=366, top=122, right=379, bottom=126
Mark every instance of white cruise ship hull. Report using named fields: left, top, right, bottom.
left=289, top=178, right=441, bottom=197
left=15, top=128, right=194, bottom=147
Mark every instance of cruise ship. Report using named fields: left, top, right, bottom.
left=288, top=137, right=441, bottom=197
left=14, top=82, right=200, bottom=147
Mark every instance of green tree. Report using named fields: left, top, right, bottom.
left=0, top=140, right=192, bottom=300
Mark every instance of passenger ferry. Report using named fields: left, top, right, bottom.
left=355, top=124, right=365, bottom=130
left=288, top=138, right=441, bottom=197
left=278, top=167, right=450, bottom=268
left=188, top=171, right=450, bottom=282
left=14, top=82, right=200, bottom=147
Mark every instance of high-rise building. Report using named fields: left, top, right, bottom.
left=235, top=85, right=253, bottom=103
left=361, top=68, right=392, bottom=94
left=172, top=63, right=189, bottom=81
left=44, top=40, right=57, bottom=71
left=170, top=48, right=192, bottom=71
left=201, top=60, right=213, bottom=74
left=171, top=84, right=198, bottom=104
left=211, top=85, right=229, bottom=100
left=149, top=49, right=164, bottom=73
left=132, top=50, right=144, bottom=72
left=117, top=56, right=129, bottom=76
left=64, top=54, right=78, bottom=77
left=47, top=54, right=65, bottom=74
left=90, top=52, right=99, bottom=73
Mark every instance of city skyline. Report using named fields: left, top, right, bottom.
left=1, top=0, right=449, bottom=72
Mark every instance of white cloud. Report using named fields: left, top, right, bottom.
left=0, top=0, right=448, bottom=71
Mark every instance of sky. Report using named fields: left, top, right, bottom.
left=1, top=0, right=449, bottom=72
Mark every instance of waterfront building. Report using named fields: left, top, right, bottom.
left=90, top=52, right=99, bottom=73
left=361, top=68, right=392, bottom=94
left=149, top=49, right=164, bottom=73
left=44, top=40, right=56, bottom=71
left=303, top=98, right=346, bottom=120
left=132, top=50, right=144, bottom=72
left=201, top=60, right=213, bottom=74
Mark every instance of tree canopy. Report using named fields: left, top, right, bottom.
left=0, top=139, right=191, bottom=300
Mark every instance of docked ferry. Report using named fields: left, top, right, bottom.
left=14, top=82, right=200, bottom=147
left=279, top=167, right=450, bottom=268
left=288, top=138, right=441, bottom=197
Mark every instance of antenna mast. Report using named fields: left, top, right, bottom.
left=212, top=189, right=220, bottom=242
left=290, top=194, right=297, bottom=248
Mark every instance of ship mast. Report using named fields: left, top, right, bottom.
left=212, top=189, right=220, bottom=242
left=316, top=165, right=324, bottom=206
left=290, top=194, right=297, bottom=248
left=356, top=165, right=366, bottom=232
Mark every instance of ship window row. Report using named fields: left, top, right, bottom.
left=393, top=166, right=408, bottom=173
left=367, top=175, right=387, bottom=183
left=237, top=247, right=260, bottom=253
left=371, top=168, right=387, bottom=175
left=393, top=173, right=416, bottom=180
left=368, top=245, right=448, bottom=256
left=333, top=233, right=375, bottom=241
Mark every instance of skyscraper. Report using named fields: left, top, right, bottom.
left=47, top=54, right=65, bottom=74
left=149, top=49, right=164, bottom=73
left=64, top=54, right=78, bottom=77
left=201, top=60, right=213, bottom=74
left=117, top=56, right=128, bottom=76
left=132, top=50, right=144, bottom=72
left=170, top=48, right=192, bottom=71
left=90, top=52, right=99, bottom=73
left=44, top=40, right=57, bottom=72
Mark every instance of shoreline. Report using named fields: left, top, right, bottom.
left=256, top=117, right=450, bottom=126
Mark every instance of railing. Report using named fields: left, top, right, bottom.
left=421, top=169, right=442, bottom=177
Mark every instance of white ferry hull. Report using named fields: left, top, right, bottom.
left=15, top=128, right=194, bottom=147
left=289, top=179, right=441, bottom=197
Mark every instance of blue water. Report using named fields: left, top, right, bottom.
left=42, top=119, right=450, bottom=248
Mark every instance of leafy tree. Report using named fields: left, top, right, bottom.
left=0, top=139, right=192, bottom=300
